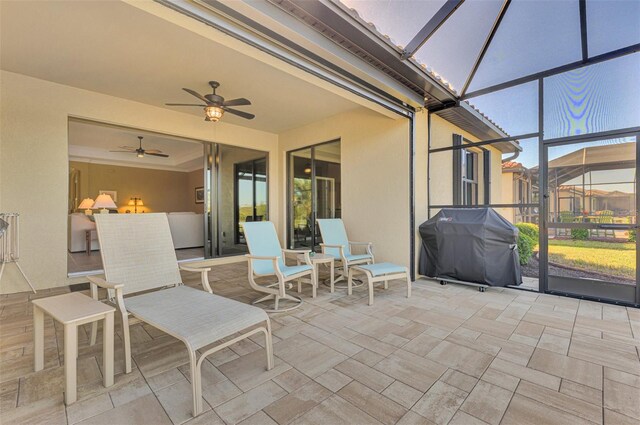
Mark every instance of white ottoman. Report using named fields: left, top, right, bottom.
left=348, top=263, right=411, bottom=306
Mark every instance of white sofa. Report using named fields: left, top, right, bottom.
left=68, top=212, right=204, bottom=252
left=68, top=213, right=99, bottom=253
left=167, top=212, right=205, bottom=249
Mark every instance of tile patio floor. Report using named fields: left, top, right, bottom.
left=1, top=262, right=639, bottom=425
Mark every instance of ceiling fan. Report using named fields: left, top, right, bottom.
left=110, top=136, right=169, bottom=158
left=165, top=81, right=254, bottom=122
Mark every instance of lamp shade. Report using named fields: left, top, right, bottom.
left=78, top=198, right=94, bottom=209
left=92, top=194, right=117, bottom=209
left=128, top=198, right=144, bottom=206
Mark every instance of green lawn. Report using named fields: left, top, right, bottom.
left=547, top=239, right=635, bottom=280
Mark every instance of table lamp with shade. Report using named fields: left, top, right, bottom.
left=92, top=194, right=117, bottom=214
left=78, top=198, right=95, bottom=215
left=127, top=197, right=144, bottom=214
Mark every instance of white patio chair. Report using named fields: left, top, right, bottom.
left=88, top=214, right=273, bottom=417
left=317, top=219, right=374, bottom=284
left=243, top=221, right=316, bottom=312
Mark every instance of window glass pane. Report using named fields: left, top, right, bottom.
left=339, top=0, right=447, bottom=48
left=544, top=53, right=640, bottom=139
left=587, top=0, right=640, bottom=57
left=290, top=149, right=312, bottom=249
left=466, top=81, right=539, bottom=136
left=413, top=0, right=504, bottom=91
left=468, top=0, right=582, bottom=92
left=219, top=145, right=268, bottom=256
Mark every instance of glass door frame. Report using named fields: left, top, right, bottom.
left=204, top=142, right=270, bottom=258
left=287, top=139, right=341, bottom=250
left=541, top=131, right=639, bottom=305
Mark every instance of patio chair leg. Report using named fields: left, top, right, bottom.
left=384, top=280, right=388, bottom=290
left=406, top=269, right=411, bottom=298
left=274, top=296, right=279, bottom=311
left=311, top=271, right=317, bottom=298
left=119, top=311, right=132, bottom=374
left=189, top=350, right=202, bottom=417
left=330, top=262, right=335, bottom=293
left=297, top=279, right=302, bottom=293
left=347, top=269, right=353, bottom=295
left=367, top=275, right=374, bottom=306
left=253, top=294, right=275, bottom=305
left=264, top=320, right=274, bottom=370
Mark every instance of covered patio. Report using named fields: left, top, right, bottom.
left=1, top=0, right=639, bottom=424
left=2, top=269, right=639, bottom=425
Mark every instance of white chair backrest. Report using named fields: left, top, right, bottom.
left=317, top=219, right=351, bottom=257
left=95, top=214, right=182, bottom=296
left=243, top=221, right=284, bottom=275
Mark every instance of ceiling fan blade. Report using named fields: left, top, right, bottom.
left=146, top=152, right=170, bottom=158
left=182, top=88, right=210, bottom=104
left=118, top=146, right=136, bottom=150
left=223, top=107, right=255, bottom=120
left=109, top=150, right=135, bottom=153
left=144, top=149, right=163, bottom=154
left=222, top=98, right=251, bottom=107
left=165, top=103, right=207, bottom=107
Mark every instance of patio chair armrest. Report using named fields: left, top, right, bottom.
left=320, top=244, right=345, bottom=249
left=320, top=243, right=346, bottom=259
left=349, top=241, right=374, bottom=256
left=87, top=276, right=127, bottom=315
left=179, top=265, right=213, bottom=294
left=87, top=276, right=123, bottom=291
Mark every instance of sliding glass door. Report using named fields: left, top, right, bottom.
left=234, top=158, right=267, bottom=246
left=288, top=140, right=341, bottom=250
left=204, top=143, right=269, bottom=258
left=544, top=134, right=638, bottom=303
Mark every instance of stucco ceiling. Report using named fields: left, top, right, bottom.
left=0, top=1, right=361, bottom=133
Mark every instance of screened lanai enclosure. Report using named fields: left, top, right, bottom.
left=271, top=0, right=639, bottom=305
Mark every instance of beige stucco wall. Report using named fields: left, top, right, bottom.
left=0, top=70, right=278, bottom=293
left=278, top=108, right=412, bottom=268
left=428, top=114, right=504, bottom=208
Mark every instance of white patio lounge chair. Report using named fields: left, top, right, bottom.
left=317, top=218, right=374, bottom=284
left=88, top=214, right=273, bottom=417
left=243, top=221, right=316, bottom=312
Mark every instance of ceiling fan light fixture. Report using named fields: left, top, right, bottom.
left=204, top=106, right=224, bottom=122
left=137, top=152, right=144, bottom=158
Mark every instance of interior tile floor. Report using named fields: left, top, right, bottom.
left=1, top=262, right=639, bottom=425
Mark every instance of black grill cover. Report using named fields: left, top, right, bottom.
left=419, top=208, right=522, bottom=287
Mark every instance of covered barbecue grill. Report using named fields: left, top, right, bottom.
left=419, top=208, right=522, bottom=289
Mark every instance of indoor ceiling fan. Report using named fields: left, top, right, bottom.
left=165, top=81, right=254, bottom=122
left=110, top=136, right=169, bottom=158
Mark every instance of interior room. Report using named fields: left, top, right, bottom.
left=67, top=120, right=207, bottom=274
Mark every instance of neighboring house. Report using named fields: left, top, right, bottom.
left=500, top=161, right=539, bottom=224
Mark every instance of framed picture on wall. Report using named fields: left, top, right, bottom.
left=99, top=190, right=117, bottom=202
left=195, top=187, right=204, bottom=204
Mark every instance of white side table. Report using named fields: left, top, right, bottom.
left=32, top=292, right=115, bottom=405
left=297, top=253, right=335, bottom=293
